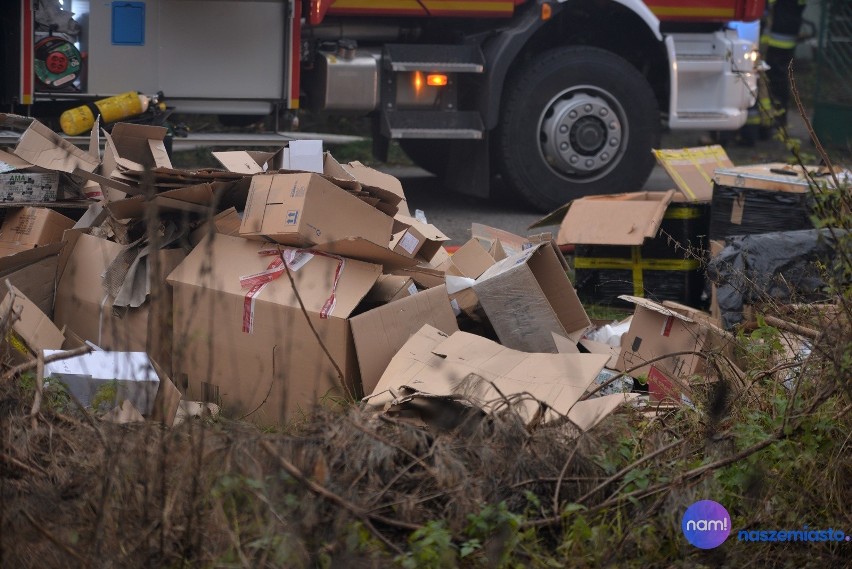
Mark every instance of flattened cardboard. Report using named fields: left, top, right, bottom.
left=366, top=325, right=610, bottom=425
left=167, top=234, right=381, bottom=425
left=567, top=393, right=639, bottom=432
left=12, top=119, right=100, bottom=174
left=351, top=285, right=458, bottom=395
left=653, top=145, right=733, bottom=202
left=0, top=286, right=65, bottom=364
left=240, top=173, right=394, bottom=248
left=473, top=242, right=591, bottom=351
left=556, top=190, right=676, bottom=246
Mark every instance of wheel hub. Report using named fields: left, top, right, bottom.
left=540, top=91, right=624, bottom=177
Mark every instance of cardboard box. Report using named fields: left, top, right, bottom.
left=0, top=149, right=61, bottom=203
left=710, top=163, right=815, bottom=240
left=240, top=172, right=394, bottom=248
left=0, top=207, right=74, bottom=249
left=615, top=295, right=729, bottom=401
left=472, top=242, right=590, bottom=352
left=167, top=234, right=382, bottom=425
left=365, top=325, right=613, bottom=426
left=0, top=242, right=62, bottom=316
left=351, top=285, right=458, bottom=395
left=0, top=286, right=65, bottom=365
left=54, top=232, right=184, bottom=369
left=42, top=350, right=181, bottom=425
left=555, top=190, right=709, bottom=306
left=440, top=238, right=503, bottom=318
left=363, top=274, right=419, bottom=304
left=653, top=145, right=733, bottom=202
left=390, top=214, right=449, bottom=261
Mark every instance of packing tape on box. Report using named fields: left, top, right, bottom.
left=574, top=246, right=701, bottom=297
left=653, top=146, right=728, bottom=201
left=239, top=247, right=344, bottom=333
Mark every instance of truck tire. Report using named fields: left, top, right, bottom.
left=399, top=139, right=449, bottom=177
left=498, top=46, right=660, bottom=212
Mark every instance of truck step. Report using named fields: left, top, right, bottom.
left=384, top=44, right=485, bottom=73
left=382, top=110, right=484, bottom=139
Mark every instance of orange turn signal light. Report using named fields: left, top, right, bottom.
left=426, top=74, right=448, bottom=87
left=541, top=3, right=552, bottom=20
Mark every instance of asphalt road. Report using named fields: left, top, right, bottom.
left=383, top=113, right=812, bottom=245
left=384, top=164, right=678, bottom=246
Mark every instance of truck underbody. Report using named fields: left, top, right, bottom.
left=1, top=0, right=760, bottom=211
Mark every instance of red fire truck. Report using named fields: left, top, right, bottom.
left=1, top=0, right=763, bottom=210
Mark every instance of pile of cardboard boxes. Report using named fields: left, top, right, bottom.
left=0, top=114, right=833, bottom=431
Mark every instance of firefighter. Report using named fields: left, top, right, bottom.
left=719, top=0, right=807, bottom=146
left=763, top=0, right=808, bottom=129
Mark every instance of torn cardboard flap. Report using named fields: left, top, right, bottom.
left=444, top=238, right=497, bottom=279
left=471, top=223, right=530, bottom=257
left=366, top=325, right=611, bottom=425
left=343, top=161, right=408, bottom=213
left=0, top=286, right=65, bottom=363
left=567, top=393, right=639, bottom=432
left=12, top=119, right=100, bottom=174
left=105, top=123, right=173, bottom=172
left=653, top=145, right=733, bottom=202
left=212, top=150, right=266, bottom=174
left=556, top=190, right=676, bottom=246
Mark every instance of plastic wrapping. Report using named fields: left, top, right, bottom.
left=707, top=229, right=846, bottom=329
left=574, top=203, right=709, bottom=306
left=709, top=184, right=812, bottom=240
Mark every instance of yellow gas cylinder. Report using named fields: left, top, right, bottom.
left=60, top=91, right=150, bottom=135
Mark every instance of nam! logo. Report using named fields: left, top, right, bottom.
left=682, top=500, right=731, bottom=549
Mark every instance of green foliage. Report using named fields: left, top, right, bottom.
left=396, top=521, right=456, bottom=569
left=91, top=380, right=119, bottom=412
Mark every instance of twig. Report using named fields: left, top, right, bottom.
left=552, top=443, right=580, bottom=517
left=275, top=246, right=351, bottom=400
left=575, top=438, right=685, bottom=505
left=765, top=315, right=820, bottom=340
left=22, top=510, right=86, bottom=566
left=30, top=352, right=44, bottom=429
left=579, top=350, right=706, bottom=401
left=0, top=452, right=48, bottom=477
left=1, top=345, right=92, bottom=382
left=260, top=440, right=419, bottom=555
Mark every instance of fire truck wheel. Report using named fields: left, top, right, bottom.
left=399, top=139, right=449, bottom=177
left=499, top=46, right=660, bottom=212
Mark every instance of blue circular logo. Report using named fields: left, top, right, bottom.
left=682, top=500, right=731, bottom=549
